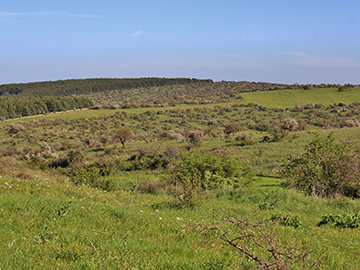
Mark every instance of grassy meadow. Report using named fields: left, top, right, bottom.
left=241, top=87, right=360, bottom=108
left=1, top=84, right=360, bottom=269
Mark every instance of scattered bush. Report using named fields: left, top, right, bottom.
left=159, top=130, right=184, bottom=141
left=282, top=117, right=299, bottom=131
left=187, top=129, right=204, bottom=145
left=7, top=124, right=25, bottom=134
left=235, top=131, right=256, bottom=146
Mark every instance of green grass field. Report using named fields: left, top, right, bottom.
left=242, top=87, right=360, bottom=108
left=2, top=85, right=360, bottom=269
left=2, top=175, right=360, bottom=269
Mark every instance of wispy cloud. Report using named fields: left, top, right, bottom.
left=132, top=31, right=143, bottom=37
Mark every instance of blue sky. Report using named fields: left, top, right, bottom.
left=1, top=0, right=359, bottom=84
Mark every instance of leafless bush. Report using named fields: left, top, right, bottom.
left=338, top=101, right=347, bottom=107
left=195, top=211, right=324, bottom=269
left=23, top=146, right=36, bottom=155
left=1, top=157, right=18, bottom=168
left=187, top=129, right=204, bottom=145
left=160, top=130, right=184, bottom=141
left=7, top=124, right=25, bottom=134
left=274, top=106, right=284, bottom=112
left=283, top=118, right=299, bottom=131
left=223, top=104, right=233, bottom=112
left=292, top=104, right=305, bottom=112
left=140, top=133, right=150, bottom=143
left=207, top=119, right=218, bottom=125
left=344, top=119, right=360, bottom=128
left=259, top=105, right=268, bottom=111
left=100, top=135, right=110, bottom=146
left=53, top=142, right=62, bottom=151
left=39, top=141, right=51, bottom=151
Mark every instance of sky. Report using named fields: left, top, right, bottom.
left=1, top=0, right=360, bottom=85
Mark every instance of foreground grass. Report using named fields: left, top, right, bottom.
left=1, top=175, right=360, bottom=269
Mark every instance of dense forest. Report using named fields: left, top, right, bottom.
left=0, top=96, right=92, bottom=120
left=0, top=78, right=213, bottom=97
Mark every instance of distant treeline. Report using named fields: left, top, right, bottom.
left=0, top=96, right=92, bottom=120
left=0, top=78, right=214, bottom=97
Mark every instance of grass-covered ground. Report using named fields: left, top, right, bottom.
left=242, top=87, right=360, bottom=108
left=1, top=85, right=360, bottom=269
left=2, top=175, right=360, bottom=269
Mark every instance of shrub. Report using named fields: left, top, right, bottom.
left=224, top=122, right=240, bottom=137
left=187, top=129, right=204, bottom=145
left=282, top=133, right=360, bottom=198
left=318, top=213, right=360, bottom=228
left=283, top=118, right=299, bottom=131
left=172, top=148, right=254, bottom=191
left=268, top=127, right=288, bottom=142
left=270, top=214, right=302, bottom=228
left=7, top=124, right=25, bottom=134
left=159, top=130, right=183, bottom=141
left=71, top=165, right=117, bottom=191
left=198, top=211, right=323, bottom=269
left=235, top=132, right=256, bottom=146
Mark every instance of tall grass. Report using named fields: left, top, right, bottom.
left=1, top=175, right=360, bottom=269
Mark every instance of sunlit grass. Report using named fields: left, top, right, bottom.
left=242, top=87, right=360, bottom=108
left=1, top=175, right=360, bottom=269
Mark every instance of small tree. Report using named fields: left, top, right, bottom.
left=282, top=117, right=299, bottom=131
left=113, top=128, right=134, bottom=148
left=282, top=133, right=360, bottom=198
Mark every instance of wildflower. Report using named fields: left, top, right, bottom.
left=159, top=217, right=162, bottom=220
left=176, top=217, right=183, bottom=221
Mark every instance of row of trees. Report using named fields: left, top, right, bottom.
left=2, top=78, right=356, bottom=98
left=0, top=78, right=214, bottom=97
left=0, top=96, right=92, bottom=120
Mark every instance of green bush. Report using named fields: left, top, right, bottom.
left=318, top=213, right=360, bottom=228
left=71, top=165, right=117, bottom=191
left=172, top=148, right=254, bottom=190
left=270, top=214, right=302, bottom=228
left=282, top=133, right=360, bottom=198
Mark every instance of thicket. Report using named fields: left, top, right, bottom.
left=0, top=77, right=213, bottom=97
left=0, top=96, right=92, bottom=120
